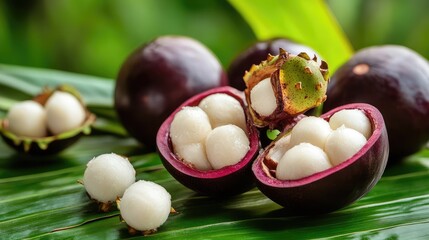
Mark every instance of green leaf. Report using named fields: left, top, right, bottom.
left=0, top=64, right=114, bottom=107
left=228, top=0, right=353, bottom=72
left=2, top=134, right=429, bottom=239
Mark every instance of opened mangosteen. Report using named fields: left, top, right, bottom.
left=0, top=85, right=96, bottom=155
left=244, top=49, right=329, bottom=129
left=115, top=36, right=228, bottom=150
left=324, top=45, right=429, bottom=160
left=228, top=38, right=320, bottom=90
left=156, top=86, right=259, bottom=196
left=253, top=103, right=389, bottom=214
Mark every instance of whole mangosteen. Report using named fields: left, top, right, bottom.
left=115, top=36, right=228, bottom=150
left=228, top=38, right=320, bottom=90
left=323, top=45, right=429, bottom=160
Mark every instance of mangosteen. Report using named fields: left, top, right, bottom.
left=228, top=38, right=320, bottom=90
left=115, top=36, right=228, bottom=150
left=156, top=86, right=259, bottom=196
left=253, top=103, right=389, bottom=214
left=244, top=49, right=329, bottom=129
left=0, top=85, right=96, bottom=155
left=323, top=45, right=429, bottom=160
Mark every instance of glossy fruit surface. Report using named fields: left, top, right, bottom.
left=115, top=36, right=228, bottom=150
left=323, top=45, right=429, bottom=160
left=253, top=103, right=389, bottom=214
left=228, top=38, right=319, bottom=90
left=157, top=86, right=259, bottom=196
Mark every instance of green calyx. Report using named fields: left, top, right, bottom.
left=244, top=49, right=329, bottom=128
left=277, top=51, right=329, bottom=115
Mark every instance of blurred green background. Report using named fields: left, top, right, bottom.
left=0, top=0, right=428, bottom=79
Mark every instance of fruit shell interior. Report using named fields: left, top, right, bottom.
left=156, top=86, right=260, bottom=196
left=252, top=103, right=389, bottom=214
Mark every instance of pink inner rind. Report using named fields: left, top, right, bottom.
left=252, top=103, right=389, bottom=213
left=156, top=86, right=259, bottom=195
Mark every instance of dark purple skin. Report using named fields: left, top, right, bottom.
left=253, top=103, right=389, bottom=214
left=228, top=38, right=319, bottom=90
left=115, top=36, right=228, bottom=150
left=157, top=86, right=260, bottom=196
left=323, top=45, right=429, bottom=160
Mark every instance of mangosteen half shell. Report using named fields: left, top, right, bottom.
left=156, top=86, right=260, bottom=196
left=0, top=85, right=96, bottom=155
left=252, top=103, right=389, bottom=214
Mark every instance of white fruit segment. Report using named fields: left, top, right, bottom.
left=45, top=91, right=86, bottom=135
left=325, top=126, right=367, bottom=166
left=170, top=107, right=212, bottom=146
left=250, top=78, right=277, bottom=116
left=83, top=153, right=136, bottom=203
left=289, top=116, right=332, bottom=149
left=174, top=143, right=212, bottom=170
left=119, top=180, right=171, bottom=231
left=276, top=143, right=332, bottom=180
left=198, top=93, right=247, bottom=131
left=205, top=124, right=250, bottom=170
left=6, top=100, right=47, bottom=138
left=329, top=109, right=372, bottom=139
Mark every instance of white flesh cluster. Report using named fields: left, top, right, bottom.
left=274, top=109, right=371, bottom=180
left=250, top=78, right=277, bottom=116
left=119, top=180, right=171, bottom=231
left=45, top=91, right=86, bottom=135
left=170, top=94, right=249, bottom=170
left=6, top=100, right=47, bottom=138
left=83, top=153, right=136, bottom=203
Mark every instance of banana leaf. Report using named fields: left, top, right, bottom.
left=1, top=66, right=429, bottom=240
left=1, top=1, right=429, bottom=239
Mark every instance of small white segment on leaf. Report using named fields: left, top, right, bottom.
left=83, top=153, right=136, bottom=203
left=119, top=180, right=172, bottom=232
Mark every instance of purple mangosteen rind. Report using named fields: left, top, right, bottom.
left=156, top=86, right=260, bottom=196
left=252, top=103, right=389, bottom=214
